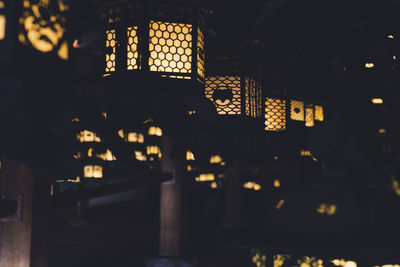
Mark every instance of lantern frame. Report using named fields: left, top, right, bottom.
left=101, top=1, right=205, bottom=83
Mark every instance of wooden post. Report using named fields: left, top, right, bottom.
left=159, top=136, right=184, bottom=257
left=0, top=156, right=35, bottom=267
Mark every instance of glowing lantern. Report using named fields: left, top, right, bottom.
left=186, top=151, right=195, bottom=161
left=19, top=0, right=69, bottom=60
left=77, top=130, right=101, bottom=143
left=83, top=165, right=103, bottom=178
left=371, top=98, right=383, bottom=104
left=148, top=126, right=162, bottom=137
left=146, top=145, right=162, bottom=159
left=134, top=151, right=147, bottom=162
left=0, top=14, right=5, bottom=40
left=264, top=97, right=286, bottom=131
left=205, top=57, right=263, bottom=117
left=118, top=129, right=145, bottom=143
left=195, top=173, right=215, bottom=182
left=102, top=2, right=205, bottom=81
left=305, top=104, right=315, bottom=127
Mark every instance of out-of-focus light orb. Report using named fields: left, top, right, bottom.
left=388, top=34, right=394, bottom=39
left=365, top=62, right=374, bottom=68
left=371, top=98, right=383, bottom=104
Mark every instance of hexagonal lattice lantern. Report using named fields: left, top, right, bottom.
left=264, top=97, right=324, bottom=131
left=102, top=2, right=205, bottom=81
left=205, top=57, right=263, bottom=118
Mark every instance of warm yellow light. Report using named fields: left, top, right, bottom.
left=84, top=165, right=103, bottom=178
left=146, top=145, right=162, bottom=158
left=186, top=151, right=195, bottom=161
left=332, top=259, right=357, bottom=267
left=210, top=155, right=222, bottom=164
left=67, top=177, right=80, bottom=183
left=243, top=181, right=261, bottom=191
left=210, top=182, right=218, bottom=189
left=77, top=130, right=101, bottom=143
left=365, top=62, right=374, bottom=68
left=273, top=156, right=279, bottom=160
left=305, top=107, right=315, bottom=127
left=0, top=1, right=4, bottom=9
left=274, top=179, right=280, bottom=188
left=96, top=149, right=116, bottom=161
left=300, top=150, right=312, bottom=156
left=388, top=34, right=394, bottom=39
left=317, top=203, right=337, bottom=215
left=57, top=40, right=68, bottom=60
left=378, top=128, right=387, bottom=134
left=149, top=21, right=192, bottom=74
left=371, top=98, right=383, bottom=104
left=72, top=117, right=80, bottom=122
left=101, top=112, right=107, bottom=119
left=148, top=126, right=162, bottom=136
left=128, top=132, right=144, bottom=143
left=118, top=129, right=124, bottom=138
left=50, top=184, right=54, bottom=196
left=290, top=100, right=305, bottom=121
left=105, top=29, right=116, bottom=72
left=391, top=178, right=400, bottom=196
left=88, top=148, right=93, bottom=157
left=187, top=165, right=192, bottom=171
left=243, top=181, right=255, bottom=189
left=276, top=199, right=285, bottom=209
left=195, top=173, right=215, bottom=182
left=220, top=161, right=226, bottom=166
left=127, top=26, right=139, bottom=70
left=0, top=15, right=5, bottom=40
left=134, top=151, right=147, bottom=161
left=74, top=152, right=81, bottom=159
left=205, top=76, right=242, bottom=115
left=314, top=105, right=324, bottom=121
left=265, top=98, right=286, bottom=131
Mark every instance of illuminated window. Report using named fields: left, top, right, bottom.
left=146, top=145, right=162, bottom=159
left=77, top=130, right=101, bottom=143
left=0, top=15, right=5, bottom=40
left=305, top=106, right=314, bottom=127
left=127, top=132, right=144, bottom=143
left=210, top=155, right=222, bottom=164
left=84, top=165, right=103, bottom=178
left=105, top=29, right=116, bottom=72
left=149, top=21, right=192, bottom=74
left=186, top=151, right=195, bottom=161
left=205, top=76, right=242, bottom=115
left=195, top=173, right=215, bottom=182
left=300, top=150, right=312, bottom=156
left=371, top=98, right=383, bottom=104
left=290, top=100, right=305, bottom=121
left=148, top=126, right=162, bottom=136
left=127, top=26, right=139, bottom=70
left=314, top=105, right=324, bottom=121
left=264, top=98, right=286, bottom=131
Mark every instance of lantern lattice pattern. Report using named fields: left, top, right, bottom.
left=105, top=29, right=116, bottom=72
left=244, top=77, right=263, bottom=117
left=149, top=21, right=192, bottom=74
left=305, top=106, right=315, bottom=127
left=290, top=100, right=305, bottom=121
left=197, top=27, right=205, bottom=79
left=205, top=76, right=241, bottom=115
left=314, top=105, right=324, bottom=121
left=127, top=26, right=139, bottom=70
left=264, top=98, right=286, bottom=131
